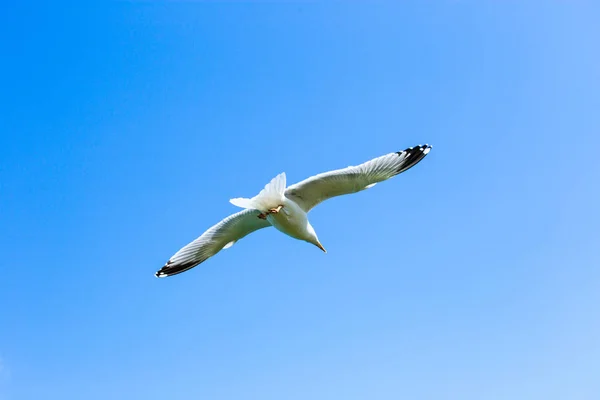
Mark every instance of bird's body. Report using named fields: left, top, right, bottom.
left=156, top=144, right=432, bottom=278
left=266, top=197, right=314, bottom=243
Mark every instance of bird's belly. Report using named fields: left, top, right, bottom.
left=267, top=204, right=307, bottom=240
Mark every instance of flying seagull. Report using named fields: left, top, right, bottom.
left=156, top=144, right=432, bottom=278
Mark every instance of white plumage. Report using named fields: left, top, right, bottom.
left=230, top=172, right=286, bottom=211
left=156, top=144, right=432, bottom=278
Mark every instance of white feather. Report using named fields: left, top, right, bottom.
left=230, top=172, right=286, bottom=211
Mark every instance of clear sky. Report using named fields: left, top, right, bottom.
left=1, top=2, right=599, bottom=399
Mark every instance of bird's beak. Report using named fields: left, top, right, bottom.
left=316, top=242, right=327, bottom=253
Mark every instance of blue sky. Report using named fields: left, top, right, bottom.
left=1, top=2, right=599, bottom=399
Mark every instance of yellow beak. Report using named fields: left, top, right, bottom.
left=316, top=242, right=327, bottom=253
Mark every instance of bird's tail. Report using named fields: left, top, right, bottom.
left=230, top=172, right=286, bottom=211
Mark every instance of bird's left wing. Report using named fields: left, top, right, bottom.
left=156, top=209, right=271, bottom=278
left=285, top=144, right=431, bottom=212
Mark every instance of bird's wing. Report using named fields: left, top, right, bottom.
left=156, top=209, right=271, bottom=278
left=285, top=144, right=432, bottom=212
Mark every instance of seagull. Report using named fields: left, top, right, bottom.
left=156, top=144, right=432, bottom=278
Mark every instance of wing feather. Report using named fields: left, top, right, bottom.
left=285, top=144, right=431, bottom=212
left=155, top=209, right=271, bottom=277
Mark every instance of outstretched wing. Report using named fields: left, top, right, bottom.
left=285, top=144, right=432, bottom=212
left=156, top=209, right=271, bottom=278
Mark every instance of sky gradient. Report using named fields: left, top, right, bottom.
left=1, top=2, right=599, bottom=399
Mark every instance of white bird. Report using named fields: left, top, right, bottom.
left=156, top=144, right=432, bottom=278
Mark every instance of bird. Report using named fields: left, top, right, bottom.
left=155, top=144, right=432, bottom=278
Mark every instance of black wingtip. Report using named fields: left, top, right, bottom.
left=395, top=144, right=432, bottom=174
left=154, top=259, right=174, bottom=278
left=155, top=265, right=169, bottom=278
left=155, top=260, right=196, bottom=278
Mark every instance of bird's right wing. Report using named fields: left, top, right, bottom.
left=156, top=209, right=271, bottom=278
left=285, top=144, right=431, bottom=212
